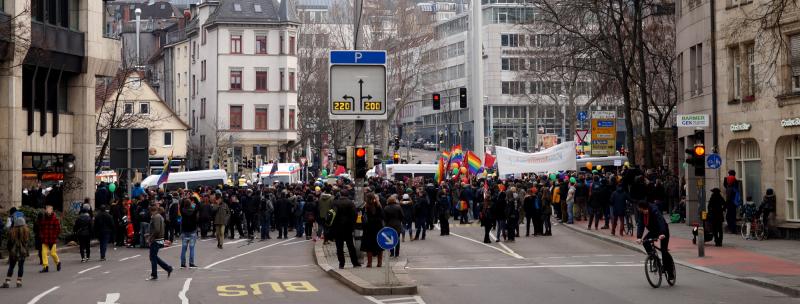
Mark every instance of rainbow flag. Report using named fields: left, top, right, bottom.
left=466, top=150, right=481, bottom=176
left=449, top=149, right=464, bottom=165
left=157, top=152, right=174, bottom=186
left=435, top=157, right=445, bottom=183
left=441, top=150, right=450, bottom=161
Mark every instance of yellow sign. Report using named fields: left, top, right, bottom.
left=217, top=281, right=318, bottom=297
left=590, top=112, right=616, bottom=156
left=364, top=101, right=382, bottom=111
left=333, top=101, right=353, bottom=111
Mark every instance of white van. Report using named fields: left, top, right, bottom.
left=140, top=169, right=228, bottom=191
left=374, top=164, right=438, bottom=181
left=257, top=163, right=302, bottom=184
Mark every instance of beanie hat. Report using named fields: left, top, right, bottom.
left=13, top=217, right=26, bottom=227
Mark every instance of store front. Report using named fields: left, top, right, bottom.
left=726, top=139, right=762, bottom=204
left=21, top=153, right=76, bottom=211
left=778, top=136, right=800, bottom=222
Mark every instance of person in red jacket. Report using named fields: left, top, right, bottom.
left=38, top=205, right=61, bottom=273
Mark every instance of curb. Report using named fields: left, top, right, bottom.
left=561, top=222, right=800, bottom=298
left=313, top=239, right=418, bottom=295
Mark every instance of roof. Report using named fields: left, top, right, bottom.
left=205, top=0, right=299, bottom=26
left=95, top=70, right=191, bottom=130
left=114, top=1, right=182, bottom=20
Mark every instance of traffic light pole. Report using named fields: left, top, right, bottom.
left=353, top=0, right=365, bottom=208
left=697, top=178, right=705, bottom=257
left=470, top=0, right=485, bottom=160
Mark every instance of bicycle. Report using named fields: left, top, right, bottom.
left=740, top=217, right=767, bottom=241
left=643, top=238, right=676, bottom=288
left=624, top=205, right=636, bottom=236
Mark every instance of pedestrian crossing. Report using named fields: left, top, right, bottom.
left=365, top=295, right=427, bottom=304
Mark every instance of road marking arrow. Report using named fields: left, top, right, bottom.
left=98, top=293, right=120, bottom=304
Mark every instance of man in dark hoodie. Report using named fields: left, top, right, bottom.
left=179, top=198, right=200, bottom=268
left=274, top=190, right=292, bottom=239
left=242, top=189, right=259, bottom=239
left=330, top=189, right=361, bottom=269
left=93, top=204, right=115, bottom=261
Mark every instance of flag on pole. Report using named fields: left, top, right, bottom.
left=157, top=152, right=173, bottom=186
left=269, top=161, right=279, bottom=177
left=441, top=150, right=450, bottom=161
left=435, top=158, right=445, bottom=183
left=466, top=151, right=481, bottom=175
left=449, top=145, right=464, bottom=165
left=484, top=153, right=497, bottom=169
left=334, top=165, right=346, bottom=176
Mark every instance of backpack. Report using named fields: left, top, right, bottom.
left=325, top=208, right=336, bottom=227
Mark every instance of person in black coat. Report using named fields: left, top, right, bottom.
left=242, top=190, right=259, bottom=239
left=437, top=188, right=451, bottom=236
left=636, top=201, right=675, bottom=280
left=360, top=193, right=385, bottom=267
left=198, top=196, right=213, bottom=239
left=493, top=190, right=507, bottom=241
left=383, top=197, right=404, bottom=257
left=274, top=191, right=292, bottom=239
left=331, top=190, right=360, bottom=269
left=587, top=177, right=605, bottom=230
left=610, top=186, right=628, bottom=236
left=74, top=208, right=93, bottom=262
left=413, top=188, right=429, bottom=241
left=707, top=188, right=726, bottom=246
left=93, top=205, right=115, bottom=261
left=523, top=188, right=537, bottom=237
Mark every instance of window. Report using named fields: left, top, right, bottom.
left=289, top=36, right=296, bottom=55
left=677, top=53, right=683, bottom=102
left=786, top=140, right=800, bottom=221
left=289, top=71, right=295, bottom=91
left=230, top=70, right=242, bottom=90
left=192, top=75, right=196, bottom=97
left=163, top=131, right=173, bottom=146
left=791, top=35, right=800, bottom=92
left=139, top=102, right=150, bottom=114
left=200, top=98, right=206, bottom=119
left=233, top=3, right=241, bottom=11
left=280, top=35, right=285, bottom=54
left=255, top=107, right=268, bottom=130
left=185, top=72, right=188, bottom=87
left=176, top=73, right=181, bottom=87
left=124, top=102, right=133, bottom=114
left=254, top=4, right=262, bottom=12
left=689, top=43, right=703, bottom=96
left=501, top=81, right=524, bottom=95
left=202, top=27, right=206, bottom=45
left=230, top=34, right=242, bottom=54
left=501, top=58, right=523, bottom=71
left=279, top=107, right=285, bottom=130
left=201, top=60, right=206, bottom=81
left=256, top=35, right=267, bottom=54
left=501, top=34, right=519, bottom=47
left=230, top=105, right=243, bottom=130
left=256, top=71, right=268, bottom=91
left=731, top=46, right=741, bottom=100
left=280, top=69, right=285, bottom=91
left=289, top=109, right=296, bottom=130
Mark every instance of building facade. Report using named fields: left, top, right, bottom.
left=0, top=0, right=121, bottom=210
left=188, top=0, right=300, bottom=172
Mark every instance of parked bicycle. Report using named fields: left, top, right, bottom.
left=740, top=217, right=767, bottom=241
left=643, top=238, right=676, bottom=288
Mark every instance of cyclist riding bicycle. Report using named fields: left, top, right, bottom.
left=636, top=201, right=675, bottom=281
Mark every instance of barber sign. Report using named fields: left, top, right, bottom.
left=677, top=114, right=709, bottom=127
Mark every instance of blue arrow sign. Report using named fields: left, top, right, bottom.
left=707, top=153, right=721, bottom=169
left=377, top=227, right=399, bottom=250
left=578, top=111, right=588, bottom=121
left=330, top=50, right=387, bottom=64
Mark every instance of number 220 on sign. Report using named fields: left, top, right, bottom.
left=333, top=101, right=352, bottom=111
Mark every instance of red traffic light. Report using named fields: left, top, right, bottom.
left=693, top=145, right=705, bottom=156
left=433, top=94, right=440, bottom=101
left=356, top=148, right=366, bottom=158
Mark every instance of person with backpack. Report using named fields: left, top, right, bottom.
left=179, top=198, right=200, bottom=268
left=260, top=189, right=275, bottom=240
left=165, top=194, right=180, bottom=243
left=136, top=194, right=152, bottom=248
left=317, top=187, right=333, bottom=243
left=2, top=217, right=29, bottom=288
left=226, top=195, right=245, bottom=239
left=303, top=195, right=318, bottom=240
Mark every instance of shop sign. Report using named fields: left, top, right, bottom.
left=730, top=123, right=751, bottom=132
left=781, top=118, right=800, bottom=128
left=677, top=114, right=709, bottom=127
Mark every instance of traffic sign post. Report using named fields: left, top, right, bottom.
left=329, top=50, right=387, bottom=120
left=377, top=227, right=398, bottom=286
left=706, top=153, right=721, bottom=169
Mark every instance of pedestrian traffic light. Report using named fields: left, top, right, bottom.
left=393, top=152, right=400, bottom=164
left=394, top=135, right=400, bottom=151
left=459, top=87, right=467, bottom=108
left=354, top=146, right=368, bottom=179
left=432, top=93, right=441, bottom=110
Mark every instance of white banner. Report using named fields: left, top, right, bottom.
left=496, top=141, right=577, bottom=175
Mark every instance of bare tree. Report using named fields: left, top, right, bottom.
left=0, top=4, right=32, bottom=71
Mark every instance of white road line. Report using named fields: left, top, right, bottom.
left=223, top=239, right=248, bottom=245
left=252, top=264, right=315, bottom=269
left=119, top=254, right=141, bottom=261
left=497, top=242, right=524, bottom=259
left=77, top=265, right=101, bottom=274
left=179, top=278, right=192, bottom=304
left=27, top=286, right=59, bottom=304
left=408, top=264, right=641, bottom=271
left=365, top=295, right=427, bottom=304
left=571, top=255, right=589, bottom=258
left=203, top=238, right=293, bottom=269
left=546, top=256, right=566, bottom=259
left=450, top=232, right=523, bottom=259
left=282, top=239, right=311, bottom=246
left=591, top=262, right=609, bottom=264
left=615, top=262, right=635, bottom=264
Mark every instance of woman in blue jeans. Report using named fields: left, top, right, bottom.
left=180, top=198, right=200, bottom=268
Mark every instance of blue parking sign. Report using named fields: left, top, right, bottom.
left=377, top=227, right=399, bottom=250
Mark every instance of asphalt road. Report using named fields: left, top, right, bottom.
left=4, top=223, right=798, bottom=304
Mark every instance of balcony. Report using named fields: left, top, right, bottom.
left=30, top=21, right=85, bottom=57
left=0, top=12, right=11, bottom=60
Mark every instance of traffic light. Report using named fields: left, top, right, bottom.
left=393, top=152, right=400, bottom=164
left=685, top=130, right=705, bottom=177
left=432, top=93, right=441, bottom=110
left=394, top=135, right=400, bottom=151
left=354, top=146, right=368, bottom=179
left=459, top=87, right=467, bottom=108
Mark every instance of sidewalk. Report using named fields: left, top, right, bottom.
left=313, top=239, right=417, bottom=295
left=561, top=216, right=800, bottom=297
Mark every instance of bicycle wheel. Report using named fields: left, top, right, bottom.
left=755, top=219, right=768, bottom=241
left=645, top=255, right=662, bottom=288
left=666, top=262, right=676, bottom=286
left=740, top=221, right=749, bottom=240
